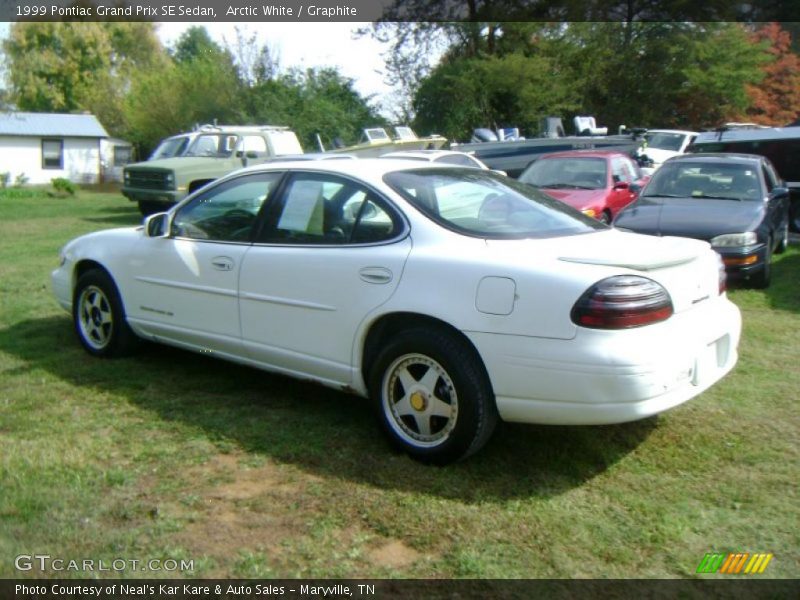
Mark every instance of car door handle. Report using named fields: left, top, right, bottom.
left=211, top=256, right=235, bottom=271
left=359, top=267, right=393, bottom=284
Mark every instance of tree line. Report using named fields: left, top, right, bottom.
left=2, top=21, right=799, bottom=156
left=371, top=21, right=800, bottom=142
left=0, top=24, right=387, bottom=158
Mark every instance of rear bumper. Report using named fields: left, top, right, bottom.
left=466, top=294, right=741, bottom=425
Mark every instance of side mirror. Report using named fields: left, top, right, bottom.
left=614, top=181, right=630, bottom=190
left=144, top=212, right=170, bottom=238
left=246, top=151, right=258, bottom=159
left=769, top=186, right=789, bottom=200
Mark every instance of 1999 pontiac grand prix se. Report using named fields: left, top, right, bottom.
left=52, top=159, right=741, bottom=463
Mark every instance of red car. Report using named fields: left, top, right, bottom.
left=518, top=150, right=648, bottom=223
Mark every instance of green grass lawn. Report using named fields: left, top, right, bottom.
left=1, top=188, right=798, bottom=579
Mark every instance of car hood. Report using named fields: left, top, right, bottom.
left=615, top=196, right=764, bottom=240
left=125, top=156, right=225, bottom=171
left=540, top=188, right=608, bottom=210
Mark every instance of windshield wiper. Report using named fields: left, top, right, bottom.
left=692, top=194, right=742, bottom=201
left=541, top=182, right=594, bottom=189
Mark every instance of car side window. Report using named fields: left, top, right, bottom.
left=622, top=157, right=640, bottom=181
left=172, top=172, right=282, bottom=242
left=762, top=164, right=777, bottom=192
left=258, top=173, right=401, bottom=245
left=241, top=135, right=268, bottom=156
left=611, top=158, right=631, bottom=184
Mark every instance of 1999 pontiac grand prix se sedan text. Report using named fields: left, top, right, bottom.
left=52, top=159, right=742, bottom=463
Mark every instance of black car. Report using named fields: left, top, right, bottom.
left=614, top=153, right=790, bottom=288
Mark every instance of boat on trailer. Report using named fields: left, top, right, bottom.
left=452, top=116, right=646, bottom=178
left=320, top=126, right=447, bottom=157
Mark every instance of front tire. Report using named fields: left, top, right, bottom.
left=369, top=327, right=498, bottom=464
left=775, top=221, right=789, bottom=255
left=73, top=269, right=139, bottom=357
left=750, top=238, right=772, bottom=289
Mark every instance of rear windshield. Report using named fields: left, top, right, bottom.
left=383, top=168, right=604, bottom=239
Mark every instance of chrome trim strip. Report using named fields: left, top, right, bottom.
left=239, top=291, right=336, bottom=311
left=134, top=276, right=237, bottom=297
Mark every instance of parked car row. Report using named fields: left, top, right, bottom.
left=515, top=147, right=790, bottom=289
left=53, top=124, right=786, bottom=463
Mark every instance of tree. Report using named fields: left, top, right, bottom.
left=125, top=58, right=245, bottom=156
left=413, top=52, right=579, bottom=141
left=171, top=26, right=228, bottom=65
left=673, top=23, right=769, bottom=128
left=409, top=22, right=771, bottom=139
left=741, top=23, right=800, bottom=125
left=224, top=26, right=281, bottom=86
left=2, top=22, right=165, bottom=135
left=244, top=68, right=385, bottom=150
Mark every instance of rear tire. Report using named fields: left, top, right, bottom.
left=368, top=327, right=498, bottom=464
left=73, top=269, right=139, bottom=357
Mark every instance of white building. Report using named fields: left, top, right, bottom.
left=0, top=111, right=132, bottom=184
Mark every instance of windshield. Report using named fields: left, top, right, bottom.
left=644, top=132, right=685, bottom=151
left=384, top=168, right=604, bottom=239
left=642, top=162, right=763, bottom=201
left=185, top=133, right=238, bottom=157
left=518, top=157, right=607, bottom=190
left=149, top=136, right=191, bottom=160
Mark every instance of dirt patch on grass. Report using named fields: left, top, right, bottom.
left=366, top=539, right=421, bottom=569
left=171, top=452, right=426, bottom=575
left=173, top=453, right=305, bottom=571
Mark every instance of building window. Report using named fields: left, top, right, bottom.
left=113, top=146, right=132, bottom=167
left=42, top=139, right=64, bottom=169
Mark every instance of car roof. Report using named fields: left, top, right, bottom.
left=645, top=129, right=698, bottom=135
left=381, top=150, right=474, bottom=160
left=668, top=152, right=764, bottom=164
left=539, top=149, right=630, bottom=159
left=264, top=153, right=356, bottom=161
left=235, top=157, right=448, bottom=184
left=693, top=125, right=800, bottom=144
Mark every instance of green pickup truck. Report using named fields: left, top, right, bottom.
left=123, top=126, right=304, bottom=215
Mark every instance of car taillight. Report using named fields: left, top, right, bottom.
left=571, top=275, right=674, bottom=329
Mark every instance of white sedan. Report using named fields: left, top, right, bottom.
left=52, top=159, right=741, bottom=464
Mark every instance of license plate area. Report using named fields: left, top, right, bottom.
left=692, top=334, right=729, bottom=386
